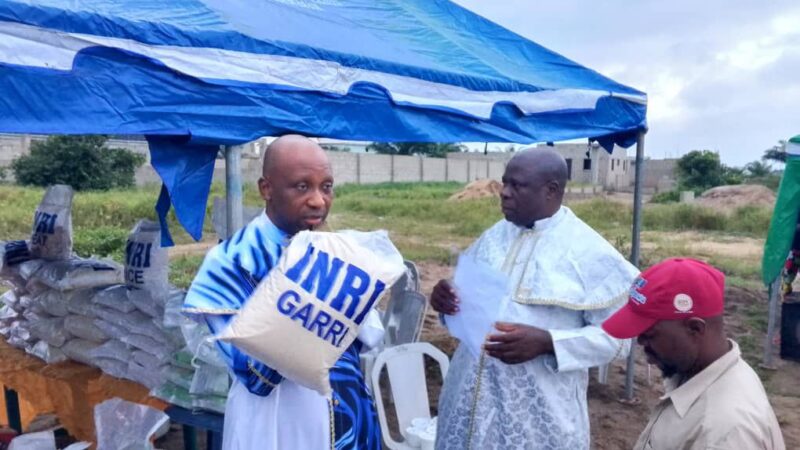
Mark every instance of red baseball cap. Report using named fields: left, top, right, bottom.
left=602, top=258, right=725, bottom=339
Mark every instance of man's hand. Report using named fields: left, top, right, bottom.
left=484, top=322, right=554, bottom=364
left=430, top=279, right=459, bottom=315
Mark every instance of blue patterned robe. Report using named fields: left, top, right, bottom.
left=184, top=212, right=382, bottom=449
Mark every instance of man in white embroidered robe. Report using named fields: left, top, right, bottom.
left=432, top=148, right=639, bottom=450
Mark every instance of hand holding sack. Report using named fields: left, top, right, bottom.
left=217, top=230, right=405, bottom=396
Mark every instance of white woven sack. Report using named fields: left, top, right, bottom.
left=217, top=230, right=404, bottom=396
left=30, top=184, right=73, bottom=261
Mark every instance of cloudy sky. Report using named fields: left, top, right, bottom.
left=452, top=0, right=800, bottom=167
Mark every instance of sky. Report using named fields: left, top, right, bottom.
left=451, top=0, right=800, bottom=167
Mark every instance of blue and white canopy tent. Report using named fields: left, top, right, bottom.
left=0, top=0, right=647, bottom=395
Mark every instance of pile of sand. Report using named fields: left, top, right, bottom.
left=695, top=184, right=776, bottom=210
left=448, top=179, right=502, bottom=201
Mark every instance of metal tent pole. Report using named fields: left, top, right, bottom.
left=762, top=277, right=781, bottom=369
left=225, top=145, right=244, bottom=239
left=624, top=130, right=646, bottom=400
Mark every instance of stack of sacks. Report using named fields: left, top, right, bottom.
left=0, top=188, right=232, bottom=412
left=151, top=293, right=230, bottom=413
left=83, top=218, right=230, bottom=407
left=87, top=219, right=185, bottom=390
left=0, top=185, right=124, bottom=364
left=27, top=257, right=125, bottom=365
left=0, top=185, right=74, bottom=355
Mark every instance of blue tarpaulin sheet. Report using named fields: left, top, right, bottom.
left=0, top=0, right=647, bottom=243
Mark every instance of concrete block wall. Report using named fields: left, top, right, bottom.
left=489, top=161, right=505, bottom=180
left=359, top=154, right=392, bottom=184
left=423, top=158, right=446, bottom=182
left=393, top=155, right=421, bottom=182
left=0, top=134, right=675, bottom=190
left=446, top=159, right=468, bottom=182
left=327, top=152, right=359, bottom=184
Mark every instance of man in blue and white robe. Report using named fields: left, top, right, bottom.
left=184, top=136, right=384, bottom=449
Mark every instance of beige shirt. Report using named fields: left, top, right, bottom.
left=634, top=341, right=785, bottom=450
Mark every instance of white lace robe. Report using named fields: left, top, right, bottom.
left=435, top=207, right=639, bottom=450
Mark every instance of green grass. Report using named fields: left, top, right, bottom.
left=0, top=183, right=769, bottom=287
left=170, top=254, right=206, bottom=289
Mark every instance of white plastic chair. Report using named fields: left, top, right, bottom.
left=371, top=342, right=449, bottom=450
left=361, top=262, right=427, bottom=388
left=382, top=290, right=427, bottom=347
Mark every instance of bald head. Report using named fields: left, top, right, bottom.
left=258, top=135, right=333, bottom=236
left=262, top=134, right=328, bottom=177
left=500, top=148, right=569, bottom=227
left=510, top=148, right=569, bottom=194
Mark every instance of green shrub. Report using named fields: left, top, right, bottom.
left=650, top=190, right=680, bottom=203
left=12, top=135, right=146, bottom=191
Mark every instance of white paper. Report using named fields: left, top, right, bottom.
left=445, top=254, right=510, bottom=359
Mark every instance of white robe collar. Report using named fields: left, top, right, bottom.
left=468, top=206, right=639, bottom=310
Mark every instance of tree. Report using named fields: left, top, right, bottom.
left=366, top=142, right=465, bottom=158
left=676, top=150, right=723, bottom=191
left=12, top=135, right=146, bottom=190
left=763, top=140, right=787, bottom=163
left=744, top=160, right=772, bottom=178
left=721, top=165, right=744, bottom=185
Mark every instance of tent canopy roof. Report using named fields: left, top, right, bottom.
left=0, top=0, right=647, bottom=243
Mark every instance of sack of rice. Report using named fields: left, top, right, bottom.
left=150, top=382, right=193, bottom=410
left=30, top=340, right=68, bottom=364
left=216, top=230, right=404, bottom=396
left=189, top=363, right=229, bottom=397
left=0, top=304, right=18, bottom=321
left=29, top=317, right=71, bottom=347
left=33, top=290, right=70, bottom=317
left=64, top=315, right=108, bottom=343
left=31, top=258, right=123, bottom=292
left=125, top=220, right=169, bottom=296
left=62, top=339, right=99, bottom=365
left=1, top=290, right=22, bottom=312
left=132, top=350, right=169, bottom=369
left=95, top=357, right=128, bottom=379
left=126, top=360, right=165, bottom=390
left=30, top=184, right=73, bottom=261
left=18, top=259, right=44, bottom=280
left=89, top=339, right=132, bottom=363
left=66, top=289, right=100, bottom=317
left=162, top=365, right=194, bottom=390
left=93, top=319, right=129, bottom=341
left=129, top=288, right=165, bottom=318
left=92, top=285, right=137, bottom=313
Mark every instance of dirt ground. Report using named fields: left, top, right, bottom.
left=412, top=262, right=800, bottom=449
left=154, top=260, right=799, bottom=450
left=696, top=184, right=776, bottom=211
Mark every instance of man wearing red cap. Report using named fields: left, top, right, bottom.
left=603, top=258, right=785, bottom=450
